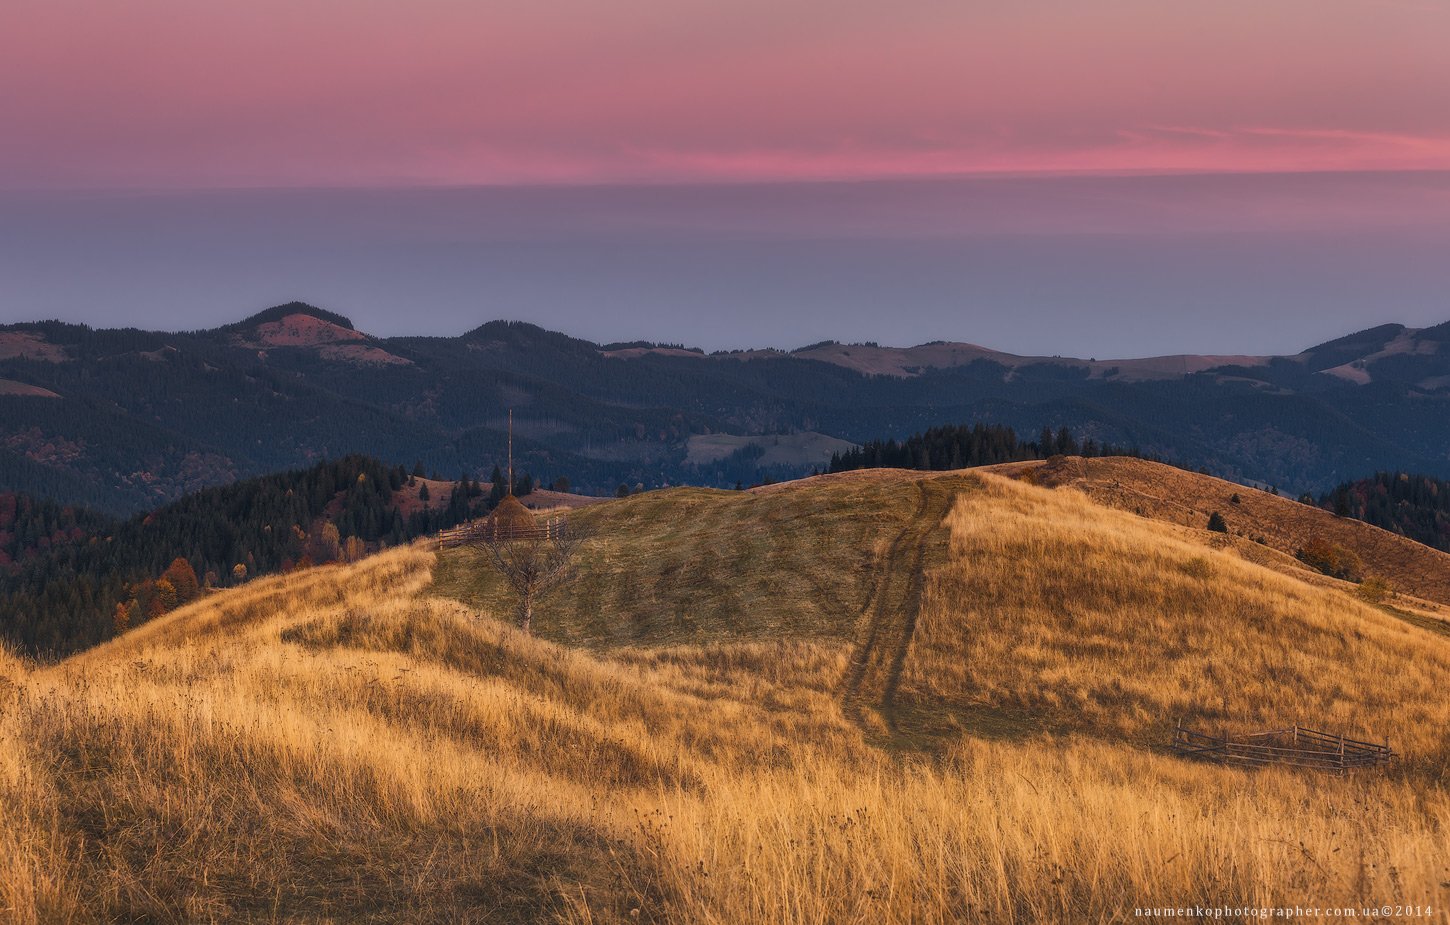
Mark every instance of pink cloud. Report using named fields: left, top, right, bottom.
left=3, top=0, right=1449, bottom=187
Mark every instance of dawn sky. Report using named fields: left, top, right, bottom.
left=3, top=1, right=1449, bottom=354
left=5, top=0, right=1450, bottom=187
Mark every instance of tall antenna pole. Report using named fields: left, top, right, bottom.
left=507, top=408, right=514, bottom=497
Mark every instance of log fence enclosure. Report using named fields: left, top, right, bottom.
left=1171, top=720, right=1393, bottom=771
left=436, top=515, right=567, bottom=548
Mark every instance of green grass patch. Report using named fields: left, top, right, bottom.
left=431, top=472, right=977, bottom=651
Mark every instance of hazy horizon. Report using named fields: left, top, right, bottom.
left=4, top=171, right=1450, bottom=358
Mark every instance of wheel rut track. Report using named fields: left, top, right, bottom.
left=840, top=480, right=954, bottom=728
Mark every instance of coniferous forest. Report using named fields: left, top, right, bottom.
left=0, top=455, right=501, bottom=657
left=6, top=306, right=1450, bottom=517
left=1319, top=472, right=1450, bottom=552
left=827, top=423, right=1141, bottom=473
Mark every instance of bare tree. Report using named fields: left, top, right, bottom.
left=470, top=514, right=582, bottom=633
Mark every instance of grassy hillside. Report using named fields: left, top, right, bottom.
left=434, top=470, right=965, bottom=648
left=3, top=466, right=1450, bottom=922
left=989, top=456, right=1450, bottom=609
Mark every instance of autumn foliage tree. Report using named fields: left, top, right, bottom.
left=306, top=522, right=343, bottom=565
left=162, top=557, right=200, bottom=605
left=1296, top=537, right=1364, bottom=582
left=112, top=601, right=132, bottom=635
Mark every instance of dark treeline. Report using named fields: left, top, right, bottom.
left=828, top=423, right=1141, bottom=473
left=0, top=492, right=116, bottom=570
left=0, top=455, right=508, bottom=659
left=1320, top=472, right=1450, bottom=552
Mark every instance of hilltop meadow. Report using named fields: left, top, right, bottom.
left=3, top=464, right=1448, bottom=923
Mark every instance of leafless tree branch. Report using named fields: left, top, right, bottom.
left=469, top=517, right=584, bottom=632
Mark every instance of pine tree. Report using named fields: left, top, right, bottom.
left=1055, top=427, right=1078, bottom=457
left=1039, top=426, right=1055, bottom=457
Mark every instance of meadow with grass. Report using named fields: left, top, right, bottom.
left=3, top=464, right=1448, bottom=923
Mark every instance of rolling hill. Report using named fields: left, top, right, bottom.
left=985, top=456, right=1450, bottom=610
left=5, top=459, right=1445, bottom=921
left=5, top=303, right=1450, bottom=513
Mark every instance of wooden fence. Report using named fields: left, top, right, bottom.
left=435, top=524, right=481, bottom=549
left=435, top=516, right=568, bottom=549
left=1171, top=720, right=1393, bottom=771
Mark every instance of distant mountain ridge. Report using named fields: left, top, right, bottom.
left=608, top=317, right=1450, bottom=386
left=221, top=301, right=358, bottom=332
left=3, top=302, right=1450, bottom=511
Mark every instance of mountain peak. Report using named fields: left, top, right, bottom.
left=224, top=302, right=355, bottom=332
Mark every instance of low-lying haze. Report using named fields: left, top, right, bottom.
left=4, top=172, right=1449, bottom=357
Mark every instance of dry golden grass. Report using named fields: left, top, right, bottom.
left=990, top=456, right=1450, bottom=610
left=2, top=466, right=1448, bottom=923
left=901, top=474, right=1450, bottom=775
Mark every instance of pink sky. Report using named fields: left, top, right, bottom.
left=3, top=0, right=1450, bottom=188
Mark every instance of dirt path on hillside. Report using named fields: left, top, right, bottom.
left=840, top=480, right=955, bottom=728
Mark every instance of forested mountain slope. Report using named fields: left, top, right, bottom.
left=1318, top=471, right=1450, bottom=552
left=4, top=302, right=1450, bottom=512
left=0, top=456, right=503, bottom=657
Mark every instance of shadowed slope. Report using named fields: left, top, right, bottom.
left=433, top=471, right=974, bottom=648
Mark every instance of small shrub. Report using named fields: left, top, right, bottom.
left=1206, top=512, right=1228, bottom=533
left=1296, top=537, right=1364, bottom=582
left=1229, top=493, right=1241, bottom=505
left=1356, top=577, right=1393, bottom=604
left=1180, top=557, right=1213, bottom=580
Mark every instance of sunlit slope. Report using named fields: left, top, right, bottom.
left=899, top=475, right=1450, bottom=770
left=989, top=455, right=1450, bottom=608
left=9, top=550, right=860, bottom=922
left=436, top=466, right=1450, bottom=769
